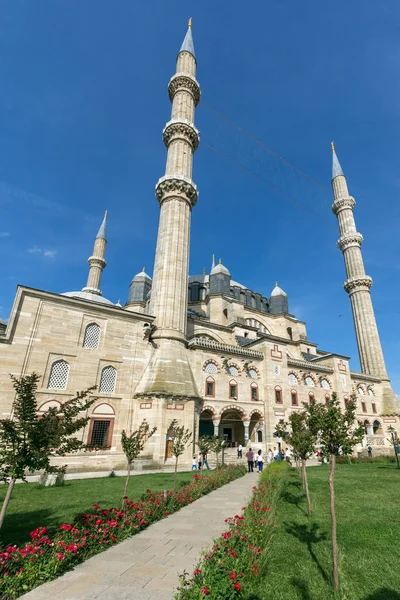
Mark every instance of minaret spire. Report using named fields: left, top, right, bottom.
left=331, top=145, right=392, bottom=399
left=82, top=212, right=107, bottom=295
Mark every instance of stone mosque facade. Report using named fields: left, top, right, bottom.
left=0, top=22, right=398, bottom=471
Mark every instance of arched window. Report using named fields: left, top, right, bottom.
left=257, top=430, right=263, bottom=443
left=250, top=382, right=259, bottom=401
left=361, top=401, right=367, bottom=413
left=372, top=402, right=377, bottom=414
left=291, top=390, right=298, bottom=406
left=305, top=376, right=315, bottom=387
left=248, top=368, right=258, bottom=379
left=319, top=378, right=330, bottom=389
left=373, top=420, right=383, bottom=435
left=205, top=376, right=215, bottom=397
left=367, top=388, right=374, bottom=397
left=227, top=365, right=239, bottom=376
left=204, top=362, right=218, bottom=374
left=99, top=366, right=117, bottom=394
left=48, top=360, right=70, bottom=390
left=287, top=327, right=293, bottom=341
left=88, top=403, right=115, bottom=448
left=223, top=308, right=228, bottom=320
left=357, top=386, right=364, bottom=396
left=229, top=380, right=238, bottom=399
left=83, top=323, right=100, bottom=349
left=288, top=373, right=298, bottom=386
left=275, top=386, right=282, bottom=404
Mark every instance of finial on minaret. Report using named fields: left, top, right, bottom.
left=143, top=266, right=145, bottom=272
left=202, top=266, right=206, bottom=275
left=179, top=18, right=196, bottom=58
left=96, top=211, right=107, bottom=241
left=188, top=17, right=192, bottom=28
left=275, top=281, right=278, bottom=287
left=331, top=142, right=344, bottom=179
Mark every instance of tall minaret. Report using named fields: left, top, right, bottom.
left=134, top=21, right=200, bottom=402
left=82, top=211, right=107, bottom=296
left=331, top=144, right=390, bottom=382
left=150, top=18, right=200, bottom=343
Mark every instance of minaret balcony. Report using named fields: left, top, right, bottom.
left=331, top=196, right=356, bottom=215
left=344, top=276, right=373, bottom=294
left=163, top=119, right=200, bottom=151
left=337, top=232, right=363, bottom=251
left=168, top=73, right=200, bottom=106
left=155, top=174, right=198, bottom=207
left=87, top=256, right=106, bottom=269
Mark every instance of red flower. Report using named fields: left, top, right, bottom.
left=229, top=571, right=237, bottom=580
left=200, top=588, right=210, bottom=596
left=234, top=582, right=241, bottom=591
left=193, top=569, right=202, bottom=575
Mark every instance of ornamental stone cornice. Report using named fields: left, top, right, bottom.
left=287, top=357, right=334, bottom=374
left=163, top=119, right=200, bottom=151
left=168, top=73, right=201, bottom=106
left=337, top=232, right=363, bottom=251
left=87, top=256, right=106, bottom=268
left=188, top=337, right=264, bottom=360
left=350, top=371, right=381, bottom=383
left=332, top=196, right=356, bottom=215
left=344, top=276, right=373, bottom=294
left=155, top=174, right=198, bottom=208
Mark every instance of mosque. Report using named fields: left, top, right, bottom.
left=0, top=21, right=398, bottom=470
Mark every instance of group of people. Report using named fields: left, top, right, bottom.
left=243, top=446, right=292, bottom=473
left=192, top=451, right=210, bottom=470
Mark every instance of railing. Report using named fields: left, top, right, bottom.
left=366, top=435, right=386, bottom=446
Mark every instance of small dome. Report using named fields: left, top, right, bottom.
left=270, top=283, right=287, bottom=297
left=62, top=291, right=115, bottom=306
left=131, top=268, right=152, bottom=283
left=210, top=259, right=230, bottom=277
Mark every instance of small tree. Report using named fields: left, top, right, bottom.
left=277, top=413, right=317, bottom=516
left=196, top=435, right=213, bottom=472
left=169, top=419, right=192, bottom=489
left=211, top=436, right=224, bottom=467
left=121, top=420, right=157, bottom=500
left=306, top=392, right=364, bottom=591
left=0, top=373, right=97, bottom=530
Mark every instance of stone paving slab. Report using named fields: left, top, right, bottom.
left=21, top=473, right=255, bottom=600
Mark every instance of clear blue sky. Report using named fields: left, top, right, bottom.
left=0, top=1, right=399, bottom=393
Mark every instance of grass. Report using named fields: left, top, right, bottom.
left=0, top=471, right=205, bottom=549
left=255, top=463, right=400, bottom=600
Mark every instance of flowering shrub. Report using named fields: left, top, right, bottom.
left=175, top=462, right=289, bottom=599
left=0, top=465, right=245, bottom=599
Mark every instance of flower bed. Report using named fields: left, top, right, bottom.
left=175, top=462, right=289, bottom=599
left=0, top=465, right=246, bottom=599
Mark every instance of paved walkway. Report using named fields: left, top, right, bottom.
left=22, top=473, right=255, bottom=600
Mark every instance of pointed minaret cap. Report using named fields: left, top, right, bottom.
left=331, top=142, right=344, bottom=180
left=270, top=282, right=287, bottom=297
left=96, top=210, right=107, bottom=240
left=179, top=17, right=195, bottom=59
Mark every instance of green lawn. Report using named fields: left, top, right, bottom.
left=0, top=471, right=200, bottom=549
left=256, top=463, right=400, bottom=600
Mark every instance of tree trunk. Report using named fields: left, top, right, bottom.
left=174, top=455, right=178, bottom=489
left=295, top=457, right=300, bottom=478
left=302, top=460, right=312, bottom=516
left=328, top=453, right=339, bottom=590
left=0, top=478, right=16, bottom=530
left=122, top=462, right=131, bottom=506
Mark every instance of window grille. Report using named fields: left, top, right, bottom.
left=372, top=403, right=377, bottom=414
left=229, top=384, right=237, bottom=398
left=90, top=420, right=111, bottom=447
left=291, top=392, right=298, bottom=406
left=248, top=369, right=258, bottom=379
left=320, top=379, right=330, bottom=389
left=305, top=376, right=315, bottom=387
left=99, top=366, right=117, bottom=394
left=274, top=365, right=280, bottom=376
left=227, top=365, right=239, bottom=376
left=251, top=386, right=258, bottom=401
left=288, top=373, right=298, bottom=386
left=361, top=401, right=367, bottom=413
left=206, top=382, right=215, bottom=396
left=275, top=388, right=282, bottom=403
left=205, top=362, right=218, bottom=374
left=48, top=360, right=70, bottom=390
left=83, top=323, right=100, bottom=349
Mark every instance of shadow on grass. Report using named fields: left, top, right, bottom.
left=0, top=509, right=56, bottom=549
left=290, top=577, right=313, bottom=600
left=281, top=490, right=307, bottom=516
left=284, top=521, right=329, bottom=583
left=362, top=590, right=400, bottom=600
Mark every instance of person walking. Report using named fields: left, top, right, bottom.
left=203, top=451, right=210, bottom=470
left=237, top=443, right=243, bottom=459
left=197, top=452, right=202, bottom=470
left=246, top=448, right=254, bottom=472
left=267, top=448, right=273, bottom=464
left=273, top=446, right=279, bottom=461
left=257, top=449, right=264, bottom=472
left=285, top=447, right=292, bottom=465
left=192, top=456, right=197, bottom=470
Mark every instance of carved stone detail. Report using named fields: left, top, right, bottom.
left=163, top=119, right=200, bottom=151
left=337, top=232, right=363, bottom=251
left=344, top=276, right=373, bottom=294
left=168, top=74, right=201, bottom=106
left=87, top=256, right=106, bottom=269
left=332, top=197, right=356, bottom=215
left=155, top=175, right=198, bottom=207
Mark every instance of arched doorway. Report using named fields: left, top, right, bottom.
left=373, top=420, right=383, bottom=435
left=249, top=411, right=263, bottom=444
left=199, top=409, right=215, bottom=437
left=219, top=408, right=245, bottom=447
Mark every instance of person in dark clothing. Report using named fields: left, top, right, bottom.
left=246, top=448, right=254, bottom=472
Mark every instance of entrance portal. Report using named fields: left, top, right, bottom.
left=199, top=409, right=214, bottom=437
left=219, top=409, right=245, bottom=447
